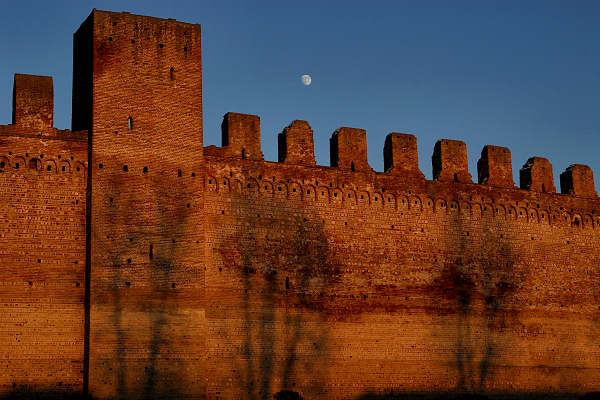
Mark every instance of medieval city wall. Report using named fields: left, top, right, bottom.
left=1, top=9, right=600, bottom=400
left=0, top=126, right=88, bottom=394
left=203, top=115, right=600, bottom=399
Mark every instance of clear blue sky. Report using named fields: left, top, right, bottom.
left=1, top=0, right=599, bottom=188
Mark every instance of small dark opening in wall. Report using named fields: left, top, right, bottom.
left=108, top=36, right=112, bottom=41
left=15, top=162, right=19, bottom=169
left=28, top=281, right=32, bottom=286
left=99, top=163, right=103, bottom=169
left=454, top=173, right=458, bottom=182
left=285, top=276, right=290, bottom=290
left=542, top=184, right=546, bottom=192
left=170, top=67, right=175, bottom=80
left=172, top=283, right=176, bottom=288
left=131, top=39, right=135, bottom=44
left=241, top=148, right=246, bottom=159
left=76, top=282, right=80, bottom=287
left=123, top=165, right=128, bottom=172
left=128, top=116, right=133, bottom=130
left=62, top=165, right=66, bottom=172
left=149, top=244, right=153, bottom=260
left=351, top=161, right=355, bottom=172
left=178, top=169, right=182, bottom=177
left=143, top=166, right=148, bottom=173
left=159, top=43, right=164, bottom=48
left=29, top=158, right=39, bottom=169
left=0, top=161, right=5, bottom=168
left=186, top=203, right=190, bottom=208
left=37, top=259, right=41, bottom=263
left=184, top=46, right=187, bottom=51
left=125, top=282, right=131, bottom=287
left=127, top=258, right=131, bottom=264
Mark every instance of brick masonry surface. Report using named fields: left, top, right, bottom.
left=1, top=8, right=600, bottom=400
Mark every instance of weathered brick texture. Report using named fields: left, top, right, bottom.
left=1, top=9, right=600, bottom=400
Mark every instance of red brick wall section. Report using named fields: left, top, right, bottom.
left=72, top=9, right=206, bottom=399
left=12, top=74, right=54, bottom=132
left=383, top=132, right=425, bottom=179
left=0, top=131, right=87, bottom=396
left=278, top=120, right=316, bottom=166
left=221, top=112, right=263, bottom=161
left=477, top=145, right=514, bottom=188
left=2, top=9, right=600, bottom=400
left=433, top=139, right=473, bottom=183
left=203, top=126, right=600, bottom=399
left=561, top=164, right=598, bottom=197
left=329, top=127, right=373, bottom=172
left=520, top=157, right=556, bottom=194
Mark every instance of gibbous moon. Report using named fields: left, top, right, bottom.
left=301, top=74, right=312, bottom=86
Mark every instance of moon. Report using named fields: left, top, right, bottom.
left=301, top=74, right=312, bottom=86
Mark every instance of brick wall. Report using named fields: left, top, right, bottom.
left=73, top=10, right=206, bottom=398
left=1, top=8, right=600, bottom=400
left=203, top=151, right=600, bottom=399
left=0, top=131, right=87, bottom=395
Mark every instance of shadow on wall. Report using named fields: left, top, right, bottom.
left=92, top=173, right=193, bottom=399
left=216, top=192, right=342, bottom=400
left=433, top=209, right=524, bottom=393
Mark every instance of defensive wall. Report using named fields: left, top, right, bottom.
left=1, top=8, right=600, bottom=400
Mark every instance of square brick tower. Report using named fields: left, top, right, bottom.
left=72, top=10, right=205, bottom=398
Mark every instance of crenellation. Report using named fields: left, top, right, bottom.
left=560, top=164, right=597, bottom=198
left=477, top=145, right=514, bottom=188
left=220, top=112, right=263, bottom=160
left=383, top=132, right=424, bottom=179
left=520, top=157, right=556, bottom=193
left=432, top=139, right=472, bottom=183
left=12, top=74, right=54, bottom=131
left=330, top=127, right=373, bottom=172
left=278, top=120, right=315, bottom=166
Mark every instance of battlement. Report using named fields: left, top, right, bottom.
left=432, top=139, right=472, bottom=183
left=520, top=157, right=556, bottom=193
left=561, top=164, right=597, bottom=197
left=278, top=120, right=315, bottom=166
left=383, top=133, right=424, bottom=179
left=12, top=74, right=53, bottom=131
left=205, top=112, right=598, bottom=199
left=2, top=74, right=87, bottom=141
left=477, top=145, right=514, bottom=188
